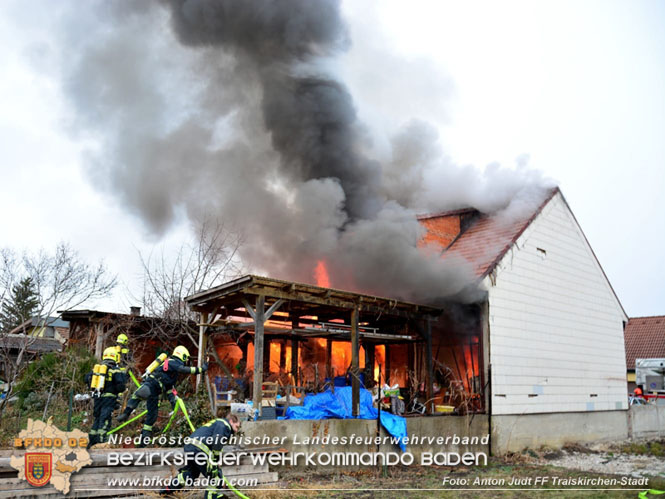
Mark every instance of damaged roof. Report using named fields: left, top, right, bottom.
left=418, top=188, right=558, bottom=278
left=185, top=274, right=441, bottom=319
left=625, top=315, right=665, bottom=369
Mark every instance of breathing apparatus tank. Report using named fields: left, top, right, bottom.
left=142, top=353, right=168, bottom=379
left=90, top=363, right=108, bottom=396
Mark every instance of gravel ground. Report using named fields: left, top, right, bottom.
left=536, top=443, right=665, bottom=479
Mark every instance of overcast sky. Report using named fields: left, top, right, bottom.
left=0, top=0, right=663, bottom=317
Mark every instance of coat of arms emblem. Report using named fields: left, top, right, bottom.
left=25, top=453, right=52, bottom=487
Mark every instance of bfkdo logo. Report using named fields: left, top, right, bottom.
left=25, top=452, right=52, bottom=487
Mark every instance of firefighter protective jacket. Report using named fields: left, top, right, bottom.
left=190, top=418, right=234, bottom=454
left=149, top=356, right=204, bottom=392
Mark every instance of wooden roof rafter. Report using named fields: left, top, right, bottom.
left=185, top=274, right=442, bottom=322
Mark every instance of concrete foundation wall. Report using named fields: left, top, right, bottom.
left=629, top=405, right=665, bottom=439
left=241, top=415, right=489, bottom=468
left=492, top=410, right=629, bottom=453
left=241, top=407, right=665, bottom=464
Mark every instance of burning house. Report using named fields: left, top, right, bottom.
left=421, top=187, right=629, bottom=451
left=47, top=0, right=635, bottom=455
left=187, top=187, right=629, bottom=454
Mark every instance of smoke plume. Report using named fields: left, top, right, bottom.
left=52, top=0, right=552, bottom=305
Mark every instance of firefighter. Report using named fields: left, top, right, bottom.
left=86, top=347, right=127, bottom=448
left=116, top=345, right=208, bottom=446
left=161, top=414, right=241, bottom=498
left=114, top=333, right=131, bottom=367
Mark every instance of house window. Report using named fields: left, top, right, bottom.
left=44, top=327, right=55, bottom=338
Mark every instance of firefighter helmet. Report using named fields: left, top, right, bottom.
left=103, top=346, right=119, bottom=363
left=117, top=333, right=129, bottom=346
left=173, top=346, right=190, bottom=363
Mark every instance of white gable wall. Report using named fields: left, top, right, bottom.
left=485, top=192, right=628, bottom=415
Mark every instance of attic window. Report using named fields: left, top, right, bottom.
left=536, top=247, right=547, bottom=259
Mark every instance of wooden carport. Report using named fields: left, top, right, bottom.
left=185, top=275, right=442, bottom=416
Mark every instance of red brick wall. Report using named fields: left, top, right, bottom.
left=418, top=215, right=461, bottom=249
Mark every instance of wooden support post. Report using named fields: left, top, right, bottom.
left=279, top=340, right=286, bottom=371
left=406, top=341, right=414, bottom=402
left=365, top=343, right=376, bottom=385
left=240, top=339, right=248, bottom=366
left=351, top=307, right=360, bottom=417
left=326, top=339, right=333, bottom=379
left=197, top=312, right=208, bottom=390
left=385, top=344, right=391, bottom=385
left=94, top=323, right=104, bottom=358
left=425, top=319, right=435, bottom=414
left=291, top=315, right=299, bottom=384
left=480, top=300, right=490, bottom=414
left=291, top=340, right=299, bottom=384
left=263, top=336, right=270, bottom=374
left=252, top=295, right=265, bottom=417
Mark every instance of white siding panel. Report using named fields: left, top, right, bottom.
left=488, top=192, right=627, bottom=415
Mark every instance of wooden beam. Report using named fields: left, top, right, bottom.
left=480, top=300, right=490, bottom=414
left=263, top=334, right=270, bottom=374
left=94, top=323, right=104, bottom=358
left=279, top=340, right=286, bottom=371
left=240, top=337, right=248, bottom=366
left=264, top=299, right=285, bottom=321
left=385, top=344, right=391, bottom=385
left=241, top=299, right=257, bottom=321
left=240, top=287, right=437, bottom=320
left=290, top=315, right=299, bottom=383
left=351, top=307, right=359, bottom=417
left=365, top=343, right=375, bottom=386
left=252, top=295, right=265, bottom=417
left=407, top=341, right=415, bottom=408
left=291, top=338, right=299, bottom=384
left=196, top=312, right=208, bottom=389
left=326, top=339, right=332, bottom=379
left=425, top=320, right=434, bottom=414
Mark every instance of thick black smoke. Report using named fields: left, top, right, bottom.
left=165, top=0, right=382, bottom=220
left=52, top=0, right=551, bottom=305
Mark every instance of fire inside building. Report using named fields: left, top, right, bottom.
left=62, top=188, right=628, bottom=455
left=185, top=274, right=481, bottom=417
left=182, top=187, right=628, bottom=454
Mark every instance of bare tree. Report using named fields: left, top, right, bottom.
left=0, top=243, right=116, bottom=420
left=138, top=217, right=245, bottom=347
left=0, top=248, right=17, bottom=306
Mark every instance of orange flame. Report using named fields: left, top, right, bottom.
left=270, top=342, right=281, bottom=372
left=374, top=345, right=385, bottom=383
left=314, top=260, right=330, bottom=288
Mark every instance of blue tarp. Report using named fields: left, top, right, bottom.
left=283, top=386, right=407, bottom=451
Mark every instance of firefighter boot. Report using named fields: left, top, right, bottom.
left=137, top=426, right=152, bottom=448
left=87, top=433, right=100, bottom=449
left=116, top=407, right=132, bottom=423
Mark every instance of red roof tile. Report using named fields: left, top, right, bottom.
left=420, top=189, right=557, bottom=278
left=625, top=316, right=665, bottom=369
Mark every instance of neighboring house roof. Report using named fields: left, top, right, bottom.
left=418, top=188, right=557, bottom=278
left=33, top=316, right=69, bottom=329
left=625, top=315, right=665, bottom=370
left=0, top=334, right=63, bottom=353
left=7, top=316, right=70, bottom=335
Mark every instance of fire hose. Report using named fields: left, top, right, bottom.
left=106, top=381, right=250, bottom=498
